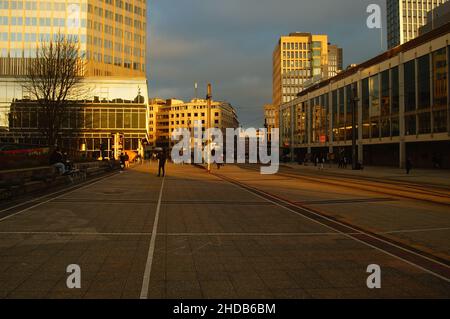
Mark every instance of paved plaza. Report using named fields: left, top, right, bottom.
left=0, top=163, right=449, bottom=299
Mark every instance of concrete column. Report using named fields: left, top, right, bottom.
left=290, top=104, right=295, bottom=161
left=358, top=142, right=363, bottom=164
left=328, top=83, right=333, bottom=145
left=357, top=73, right=363, bottom=165
left=399, top=52, right=406, bottom=169
left=399, top=140, right=406, bottom=169
left=447, top=46, right=450, bottom=137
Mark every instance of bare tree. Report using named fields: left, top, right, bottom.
left=23, top=33, right=85, bottom=147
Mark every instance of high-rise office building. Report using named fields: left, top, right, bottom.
left=327, top=44, right=343, bottom=78
left=0, top=0, right=149, bottom=155
left=272, top=32, right=340, bottom=128
left=387, top=0, right=448, bottom=49
left=0, top=0, right=146, bottom=77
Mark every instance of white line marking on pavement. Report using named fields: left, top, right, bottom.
left=1, top=229, right=448, bottom=237
left=160, top=232, right=348, bottom=236
left=0, top=173, right=119, bottom=223
left=219, top=175, right=450, bottom=283
left=140, top=176, right=165, bottom=299
left=0, top=231, right=152, bottom=236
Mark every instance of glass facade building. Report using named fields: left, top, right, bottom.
left=0, top=0, right=146, bottom=77
left=280, top=24, right=450, bottom=168
left=387, top=0, right=448, bottom=49
left=0, top=1, right=149, bottom=156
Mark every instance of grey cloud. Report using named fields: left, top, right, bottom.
left=147, top=0, right=387, bottom=126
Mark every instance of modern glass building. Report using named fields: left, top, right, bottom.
left=0, top=1, right=149, bottom=156
left=280, top=23, right=450, bottom=168
left=0, top=0, right=146, bottom=77
left=387, top=0, right=448, bottom=49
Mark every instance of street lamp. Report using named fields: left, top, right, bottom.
left=351, top=83, right=360, bottom=170
left=206, top=84, right=212, bottom=173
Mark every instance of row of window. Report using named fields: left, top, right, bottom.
left=9, top=108, right=147, bottom=130
left=283, top=46, right=449, bottom=144
left=0, top=1, right=84, bottom=11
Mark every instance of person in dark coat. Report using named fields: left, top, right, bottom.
left=157, top=151, right=167, bottom=177
left=406, top=158, right=413, bottom=175
left=50, top=147, right=65, bottom=175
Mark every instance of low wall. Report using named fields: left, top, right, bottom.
left=0, top=161, right=118, bottom=201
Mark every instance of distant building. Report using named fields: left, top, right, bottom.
left=328, top=44, right=343, bottom=78
left=148, top=98, right=239, bottom=149
left=387, top=0, right=448, bottom=49
left=272, top=32, right=342, bottom=130
left=264, top=104, right=276, bottom=143
left=280, top=23, right=450, bottom=168
left=419, top=0, right=450, bottom=35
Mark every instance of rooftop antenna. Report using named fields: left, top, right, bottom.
left=194, top=82, right=198, bottom=100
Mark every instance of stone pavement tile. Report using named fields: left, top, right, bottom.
left=271, top=288, right=310, bottom=299
left=5, top=290, right=47, bottom=299
left=123, top=275, right=145, bottom=292
left=199, top=280, right=238, bottom=299
left=83, top=290, right=123, bottom=299
left=47, top=291, right=87, bottom=299
left=0, top=271, right=33, bottom=282
left=234, top=288, right=275, bottom=299
left=228, top=272, right=267, bottom=290
left=314, top=268, right=366, bottom=289
left=0, top=280, right=26, bottom=295
left=197, top=271, right=230, bottom=281
left=121, top=290, right=140, bottom=299
left=218, top=257, right=252, bottom=272
left=86, top=279, right=128, bottom=293
left=405, top=274, right=450, bottom=298
left=11, top=278, right=58, bottom=293
left=166, top=271, right=198, bottom=281
left=257, top=270, right=300, bottom=290
left=147, top=280, right=165, bottom=299
left=165, top=280, right=203, bottom=299
left=194, top=258, right=226, bottom=273
left=287, top=270, right=332, bottom=289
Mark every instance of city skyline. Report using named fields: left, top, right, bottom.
left=147, top=0, right=388, bottom=127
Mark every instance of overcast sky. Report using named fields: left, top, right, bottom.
left=147, top=0, right=387, bottom=127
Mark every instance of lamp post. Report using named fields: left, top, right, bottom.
left=206, top=84, right=212, bottom=173
left=351, top=83, right=360, bottom=170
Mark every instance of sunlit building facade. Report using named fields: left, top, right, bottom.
left=264, top=104, right=276, bottom=143
left=0, top=0, right=146, bottom=77
left=387, top=0, right=448, bottom=49
left=280, top=24, right=450, bottom=168
left=273, top=33, right=342, bottom=130
left=0, top=0, right=149, bottom=155
left=148, top=98, right=239, bottom=149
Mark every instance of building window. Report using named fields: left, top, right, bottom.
left=432, top=47, right=448, bottom=133
left=369, top=75, right=380, bottom=138
left=362, top=78, right=370, bottom=139
left=404, top=60, right=416, bottom=112
left=417, top=54, right=431, bottom=110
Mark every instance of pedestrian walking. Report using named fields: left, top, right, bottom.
left=124, top=152, right=130, bottom=168
left=406, top=158, right=412, bottom=175
left=157, top=150, right=167, bottom=177
left=321, top=157, right=325, bottom=170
